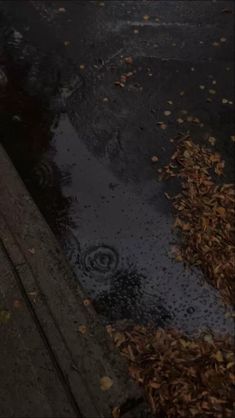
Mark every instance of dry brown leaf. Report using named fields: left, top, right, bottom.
left=112, top=406, right=120, bottom=418
left=28, top=248, right=35, bottom=255
left=78, top=325, right=87, bottom=334
left=213, top=351, right=224, bottom=363
left=83, top=298, right=91, bottom=306
left=124, top=56, right=133, bottom=65
left=100, top=376, right=113, bottom=391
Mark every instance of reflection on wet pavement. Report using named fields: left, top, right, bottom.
left=50, top=115, right=234, bottom=334
left=0, top=0, right=234, bottom=336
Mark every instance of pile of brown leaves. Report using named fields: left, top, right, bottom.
left=160, top=136, right=235, bottom=304
left=108, top=325, right=235, bottom=417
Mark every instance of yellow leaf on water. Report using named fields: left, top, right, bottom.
left=100, top=376, right=113, bottom=391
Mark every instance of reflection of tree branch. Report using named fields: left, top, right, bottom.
left=94, top=269, right=172, bottom=325
left=0, top=46, right=74, bottom=238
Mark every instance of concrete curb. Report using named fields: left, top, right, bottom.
left=0, top=144, right=145, bottom=417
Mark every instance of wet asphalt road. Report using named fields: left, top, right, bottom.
left=0, top=0, right=234, bottom=335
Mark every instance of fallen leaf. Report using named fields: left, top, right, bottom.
left=78, top=325, right=87, bottom=334
left=213, top=351, right=224, bottom=363
left=114, top=81, right=125, bottom=88
left=112, top=406, right=120, bottom=418
left=200, top=85, right=205, bottom=90
left=208, top=136, right=216, bottom=145
left=212, top=42, right=220, bottom=47
left=230, top=136, right=235, bottom=142
left=220, top=37, right=227, bottom=42
left=64, top=41, right=70, bottom=46
left=58, top=7, right=66, bottom=12
left=151, top=155, right=159, bottom=162
left=209, top=89, right=216, bottom=95
left=216, top=207, right=225, bottom=216
left=164, top=110, right=171, bottom=116
left=28, top=248, right=35, bottom=255
left=114, top=332, right=126, bottom=347
left=83, top=299, right=91, bottom=306
left=167, top=100, right=173, bottom=105
left=0, top=309, right=11, bottom=324
left=80, top=64, right=85, bottom=70
left=143, top=15, right=149, bottom=21
left=100, top=376, right=113, bottom=391
left=13, top=299, right=22, bottom=309
left=222, top=98, right=228, bottom=104
left=180, top=91, right=185, bottom=96
left=124, top=56, right=133, bottom=65
left=177, top=118, right=184, bottom=124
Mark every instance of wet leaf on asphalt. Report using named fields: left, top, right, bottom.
left=13, top=299, right=23, bottom=309
left=164, top=110, right=171, bottom=116
left=112, top=406, right=120, bottom=418
left=28, top=248, right=35, bottom=255
left=212, top=350, right=224, bottom=363
left=78, top=325, right=87, bottom=334
left=0, top=309, right=11, bottom=324
left=160, top=137, right=235, bottom=305
left=100, top=376, right=113, bottom=391
left=151, top=155, right=159, bottom=162
left=111, top=326, right=235, bottom=418
left=83, top=298, right=91, bottom=306
left=177, top=118, right=184, bottom=124
left=208, top=136, right=216, bottom=145
left=124, top=56, right=133, bottom=65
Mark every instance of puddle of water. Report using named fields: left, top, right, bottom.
left=48, top=114, right=233, bottom=334
left=0, top=7, right=234, bottom=337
